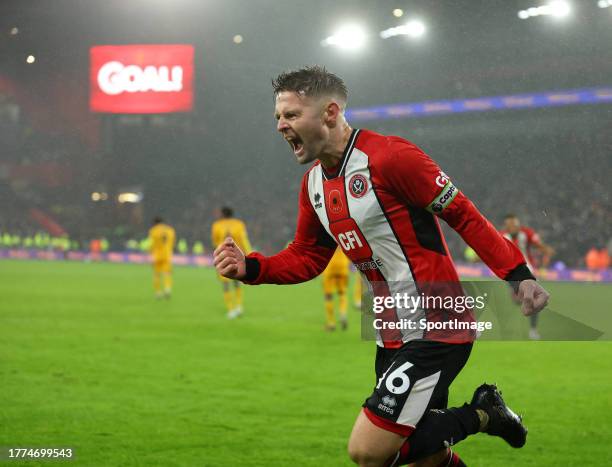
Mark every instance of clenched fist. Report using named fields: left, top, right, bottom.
left=517, top=279, right=550, bottom=316
left=213, top=237, right=247, bottom=280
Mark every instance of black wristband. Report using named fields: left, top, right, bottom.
left=244, top=257, right=261, bottom=282
left=504, top=263, right=536, bottom=293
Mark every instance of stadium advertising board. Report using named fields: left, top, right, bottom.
left=90, top=44, right=194, bottom=113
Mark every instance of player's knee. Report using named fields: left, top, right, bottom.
left=347, top=444, right=375, bottom=466
left=348, top=440, right=387, bottom=467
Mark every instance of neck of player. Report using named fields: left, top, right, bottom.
left=318, top=123, right=353, bottom=170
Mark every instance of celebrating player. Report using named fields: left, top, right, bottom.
left=501, top=214, right=555, bottom=339
left=148, top=217, right=176, bottom=299
left=214, top=67, right=550, bottom=466
left=211, top=207, right=252, bottom=319
left=321, top=247, right=351, bottom=331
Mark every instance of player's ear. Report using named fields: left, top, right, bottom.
left=324, top=101, right=341, bottom=127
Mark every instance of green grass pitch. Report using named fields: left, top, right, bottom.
left=1, top=260, right=611, bottom=466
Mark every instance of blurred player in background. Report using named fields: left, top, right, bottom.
left=321, top=247, right=350, bottom=331
left=501, top=214, right=554, bottom=339
left=148, top=217, right=176, bottom=299
left=211, top=207, right=252, bottom=318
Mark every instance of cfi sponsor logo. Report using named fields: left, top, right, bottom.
left=97, top=61, right=184, bottom=95
left=349, top=174, right=368, bottom=198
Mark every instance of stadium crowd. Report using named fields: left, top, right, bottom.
left=1, top=96, right=610, bottom=269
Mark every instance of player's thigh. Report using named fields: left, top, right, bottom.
left=152, top=260, right=165, bottom=274
left=335, top=274, right=348, bottom=294
left=322, top=274, right=335, bottom=296
left=348, top=410, right=406, bottom=465
left=363, top=342, right=472, bottom=441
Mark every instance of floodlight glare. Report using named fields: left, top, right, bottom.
left=233, top=34, right=243, bottom=44
left=117, top=192, right=143, bottom=204
left=405, top=20, right=426, bottom=38
left=597, top=0, right=612, bottom=8
left=321, top=24, right=367, bottom=50
left=393, top=8, right=404, bottom=18
left=26, top=54, right=35, bottom=64
left=517, top=1, right=571, bottom=19
left=549, top=0, right=571, bottom=17
left=380, top=20, right=426, bottom=39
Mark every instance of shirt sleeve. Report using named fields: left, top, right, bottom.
left=381, top=141, right=534, bottom=281
left=242, top=171, right=337, bottom=285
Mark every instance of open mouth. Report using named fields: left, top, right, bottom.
left=285, top=135, right=304, bottom=155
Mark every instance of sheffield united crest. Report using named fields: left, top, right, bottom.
left=349, top=174, right=368, bottom=198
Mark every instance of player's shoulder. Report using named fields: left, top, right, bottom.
left=300, top=161, right=323, bottom=189
left=355, top=129, right=428, bottom=163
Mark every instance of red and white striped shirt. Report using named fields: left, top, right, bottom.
left=244, top=129, right=532, bottom=346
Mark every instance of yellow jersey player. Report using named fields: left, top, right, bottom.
left=321, top=247, right=350, bottom=331
left=148, top=217, right=176, bottom=299
left=211, top=207, right=252, bottom=318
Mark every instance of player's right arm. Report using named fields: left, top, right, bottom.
left=214, top=172, right=336, bottom=285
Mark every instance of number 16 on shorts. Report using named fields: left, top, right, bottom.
left=368, top=359, right=442, bottom=430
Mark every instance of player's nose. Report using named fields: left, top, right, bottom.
left=277, top=118, right=289, bottom=132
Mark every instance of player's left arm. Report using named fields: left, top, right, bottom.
left=384, top=143, right=549, bottom=315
